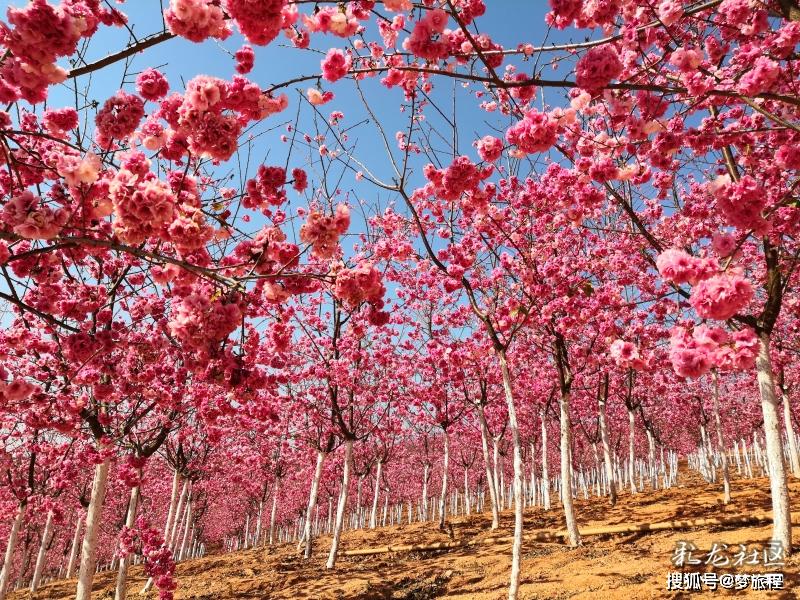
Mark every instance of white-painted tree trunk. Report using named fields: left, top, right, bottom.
left=140, top=472, right=182, bottom=595
left=598, top=393, right=616, bottom=505
left=0, top=502, right=26, bottom=600
left=498, top=352, right=524, bottom=600
left=369, top=461, right=382, bottom=529
left=178, top=497, right=192, bottom=561
left=326, top=439, right=353, bottom=569
left=541, top=411, right=550, bottom=511
left=711, top=371, right=731, bottom=504
left=76, top=456, right=111, bottom=600
left=438, top=430, right=450, bottom=529
left=66, top=512, right=83, bottom=579
left=782, top=391, right=800, bottom=478
left=464, top=467, right=471, bottom=516
left=478, top=405, right=500, bottom=528
left=30, top=510, right=54, bottom=592
left=421, top=463, right=429, bottom=521
left=268, top=478, right=280, bottom=545
left=627, top=409, right=637, bottom=494
left=301, top=450, right=327, bottom=559
left=560, top=392, right=580, bottom=547
left=114, top=481, right=141, bottom=600
left=756, top=333, right=792, bottom=554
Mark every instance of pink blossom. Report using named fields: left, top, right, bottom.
left=656, top=248, right=718, bottom=285
left=334, top=262, right=385, bottom=307
left=43, top=107, right=79, bottom=134
left=307, top=88, right=334, bottom=105
left=712, top=175, right=769, bottom=234
left=2, top=190, right=68, bottom=240
left=575, top=46, right=623, bottom=92
left=505, top=109, right=557, bottom=154
left=476, top=136, right=503, bottom=162
left=164, top=0, right=230, bottom=43
left=299, top=204, right=350, bottom=259
left=669, top=47, right=703, bottom=72
left=225, top=0, right=286, bottom=46
left=95, top=91, right=145, bottom=149
left=690, top=274, right=754, bottom=321
left=321, top=48, right=352, bottom=82
left=738, top=56, right=780, bottom=95
left=136, top=68, right=170, bottom=101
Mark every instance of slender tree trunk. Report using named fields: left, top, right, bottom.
left=711, top=371, right=732, bottom=504
left=627, top=409, right=637, bottom=494
left=178, top=497, right=192, bottom=561
left=782, top=391, right=800, bottom=478
left=421, top=463, right=429, bottom=521
left=369, top=461, right=382, bottom=529
left=30, top=510, right=54, bottom=592
left=268, top=478, right=280, bottom=545
left=477, top=405, right=500, bottom=528
left=326, top=439, right=353, bottom=569
left=0, top=502, right=26, bottom=600
left=76, top=456, right=111, bottom=600
left=598, top=390, right=617, bottom=506
left=438, top=430, right=450, bottom=529
left=756, top=332, right=792, bottom=554
left=541, top=411, right=550, bottom=511
left=66, top=512, right=83, bottom=579
left=114, top=480, right=141, bottom=600
left=141, top=473, right=182, bottom=595
left=301, top=450, right=327, bottom=559
left=463, top=466, right=471, bottom=516
left=560, top=391, right=581, bottom=547
left=498, top=352, right=524, bottom=600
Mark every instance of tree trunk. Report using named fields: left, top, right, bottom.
left=627, top=409, right=637, bottom=494
left=463, top=466, right=471, bottom=516
left=76, top=456, right=111, bottom=600
left=66, top=512, right=83, bottom=579
left=268, top=478, right=280, bottom=545
left=560, top=391, right=581, bottom=547
left=477, top=405, right=501, bottom=528
left=0, top=502, right=26, bottom=600
left=141, top=473, right=183, bottom=595
left=541, top=411, right=551, bottom=511
left=756, top=332, right=792, bottom=554
left=782, top=391, right=800, bottom=478
left=438, top=430, right=450, bottom=529
left=598, top=391, right=617, bottom=506
left=30, top=510, right=54, bottom=592
left=301, top=450, right=327, bottom=559
left=421, top=463, right=429, bottom=521
left=114, top=481, right=141, bottom=600
left=498, top=352, right=524, bottom=600
left=711, top=371, right=732, bottom=504
left=326, top=439, right=353, bottom=569
left=370, top=461, right=382, bottom=529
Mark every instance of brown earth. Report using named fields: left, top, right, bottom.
left=13, top=468, right=800, bottom=600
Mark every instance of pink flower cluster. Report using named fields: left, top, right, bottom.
left=669, top=325, right=758, bottom=378
left=303, top=5, right=361, bottom=37
left=321, top=48, right=352, bottom=82
left=575, top=46, right=623, bottom=92
left=225, top=0, right=286, bottom=46
left=43, top=107, right=79, bottom=134
left=235, top=45, right=255, bottom=74
left=669, top=47, right=703, bottom=72
left=2, top=190, right=68, bottom=240
left=164, top=0, right=230, bottom=43
left=690, top=273, right=754, bottom=321
left=135, top=518, right=177, bottom=600
left=334, top=262, right=386, bottom=308
left=609, top=339, right=645, bottom=370
left=299, top=204, right=350, bottom=259
left=168, top=292, right=242, bottom=354
left=656, top=248, right=718, bottom=285
left=711, top=175, right=769, bottom=234
left=109, top=154, right=176, bottom=244
left=475, top=135, right=503, bottom=162
left=0, top=0, right=118, bottom=104
left=424, top=156, right=492, bottom=202
left=244, top=165, right=287, bottom=209
left=95, top=91, right=145, bottom=149
left=403, top=9, right=450, bottom=61
left=136, top=69, right=170, bottom=101
left=291, top=167, right=308, bottom=192
left=737, top=56, right=780, bottom=95
left=505, top=109, right=558, bottom=154
left=0, top=377, right=38, bottom=403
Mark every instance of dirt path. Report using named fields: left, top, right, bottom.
left=14, top=469, right=800, bottom=599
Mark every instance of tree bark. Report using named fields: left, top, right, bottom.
left=560, top=391, right=581, bottom=547
left=30, top=510, right=54, bottom=592
left=0, top=502, right=26, bottom=600
left=326, top=439, right=353, bottom=569
left=301, top=450, right=327, bottom=559
left=711, top=371, right=732, bottom=504
left=370, top=461, right=382, bottom=529
left=756, top=332, right=792, bottom=554
left=598, top=379, right=617, bottom=506
left=541, top=411, right=550, bottom=511
left=498, top=351, right=524, bottom=600
left=782, top=391, right=800, bottom=478
left=268, top=478, right=280, bottom=545
left=76, top=456, right=111, bottom=600
left=627, top=409, right=637, bottom=494
left=65, top=512, right=83, bottom=579
left=438, top=430, right=450, bottom=529
left=477, top=405, right=501, bottom=528
left=114, top=480, right=141, bottom=600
